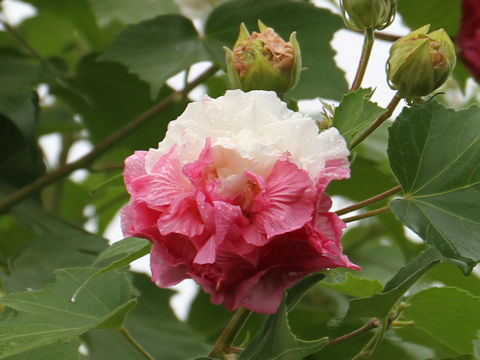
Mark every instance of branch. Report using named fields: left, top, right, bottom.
left=349, top=92, right=402, bottom=150
left=326, top=318, right=381, bottom=347
left=335, top=185, right=402, bottom=216
left=0, top=65, right=219, bottom=214
left=342, top=206, right=391, bottom=223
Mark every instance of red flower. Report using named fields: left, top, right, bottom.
left=458, top=0, right=480, bottom=81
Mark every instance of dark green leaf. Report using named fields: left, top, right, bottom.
left=37, top=105, right=83, bottom=136
left=397, top=0, right=462, bottom=35
left=205, top=0, right=347, bottom=100
left=52, top=54, right=186, bottom=162
left=0, top=268, right=135, bottom=359
left=388, top=102, right=480, bottom=273
left=0, top=53, right=39, bottom=142
left=100, top=14, right=207, bottom=98
left=286, top=273, right=325, bottom=311
left=71, top=237, right=151, bottom=302
left=320, top=272, right=383, bottom=298
left=240, top=299, right=328, bottom=360
left=332, top=88, right=386, bottom=146
left=342, top=247, right=442, bottom=322
left=4, top=339, right=82, bottom=360
left=403, top=287, right=480, bottom=355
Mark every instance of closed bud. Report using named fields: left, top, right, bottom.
left=387, top=25, right=456, bottom=100
left=340, top=0, right=396, bottom=31
left=224, top=21, right=301, bottom=95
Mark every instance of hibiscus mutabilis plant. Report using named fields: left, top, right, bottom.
left=1, top=0, right=480, bottom=359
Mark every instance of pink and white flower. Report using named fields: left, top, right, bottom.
left=121, top=90, right=359, bottom=314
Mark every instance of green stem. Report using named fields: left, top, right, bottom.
left=335, top=185, right=402, bottom=216
left=0, top=65, right=218, bottom=214
left=350, top=92, right=402, bottom=150
left=120, top=327, right=154, bottom=360
left=341, top=206, right=391, bottom=223
left=326, top=318, right=380, bottom=347
left=350, top=28, right=375, bottom=92
left=208, top=308, right=252, bottom=358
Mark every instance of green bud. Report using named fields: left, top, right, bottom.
left=224, top=20, right=301, bottom=95
left=386, top=25, right=456, bottom=99
left=340, top=0, right=396, bottom=31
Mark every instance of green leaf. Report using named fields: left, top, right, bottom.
left=332, top=88, right=386, bottom=146
left=52, top=54, right=186, bottom=162
left=388, top=102, right=480, bottom=274
left=403, top=287, right=480, bottom=355
left=286, top=273, right=325, bottom=311
left=205, top=0, right=347, bottom=100
left=342, top=247, right=443, bottom=322
left=0, top=53, right=39, bottom=143
left=88, top=0, right=179, bottom=25
left=71, top=237, right=151, bottom=302
left=320, top=272, right=384, bottom=298
left=239, top=299, right=328, bottom=360
left=22, top=0, right=102, bottom=49
left=0, top=268, right=136, bottom=359
left=84, top=273, right=209, bottom=360
left=3, top=339, right=82, bottom=360
left=100, top=14, right=207, bottom=98
left=397, top=0, right=462, bottom=35
left=89, top=173, right=125, bottom=195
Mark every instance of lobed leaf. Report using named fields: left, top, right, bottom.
left=403, top=287, right=480, bottom=355
left=0, top=268, right=135, bottom=359
left=388, top=102, right=480, bottom=273
left=332, top=88, right=386, bottom=146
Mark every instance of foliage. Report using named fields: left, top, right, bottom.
left=0, top=0, right=479, bottom=359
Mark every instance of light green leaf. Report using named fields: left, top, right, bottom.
left=205, top=0, right=347, bottom=100
left=397, top=0, right=462, bottom=35
left=22, top=0, right=102, bottom=49
left=88, top=0, right=179, bottom=25
left=403, top=287, right=480, bottom=355
left=388, top=102, right=480, bottom=274
left=84, top=273, right=209, bottom=360
left=100, top=14, right=208, bottom=98
left=240, top=299, right=328, bottom=360
left=89, top=173, right=125, bottom=194
left=4, top=339, right=82, bottom=360
left=332, top=88, right=386, bottom=146
left=71, top=237, right=151, bottom=302
left=320, top=272, right=383, bottom=298
left=342, top=247, right=443, bottom=322
left=0, top=268, right=135, bottom=359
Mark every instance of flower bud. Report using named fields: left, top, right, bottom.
left=386, top=25, right=456, bottom=99
left=224, top=21, right=301, bottom=95
left=340, top=0, right=396, bottom=30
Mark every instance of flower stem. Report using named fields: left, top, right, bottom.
left=349, top=92, right=402, bottom=150
left=335, top=185, right=402, bottom=216
left=120, top=327, right=154, bottom=360
left=350, top=28, right=375, bottom=92
left=208, top=308, right=252, bottom=358
left=326, top=318, right=380, bottom=347
left=0, top=65, right=218, bottom=214
left=342, top=206, right=391, bottom=223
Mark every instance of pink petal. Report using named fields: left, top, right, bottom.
left=130, top=146, right=191, bottom=211
left=124, top=151, right=148, bottom=193
left=150, top=242, right=188, bottom=287
left=245, top=159, right=315, bottom=245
